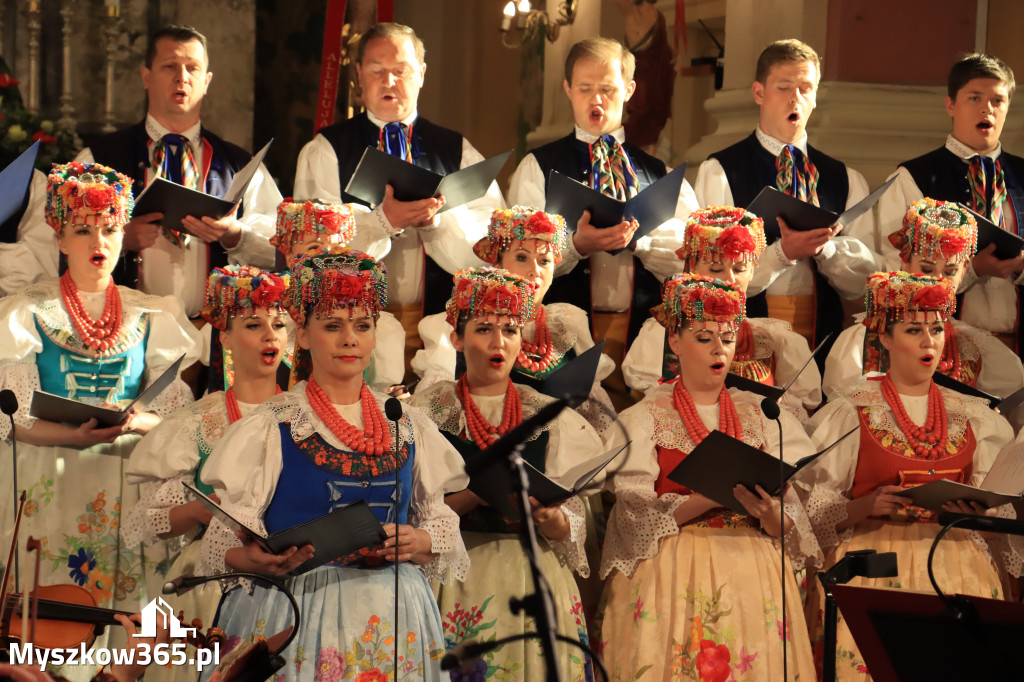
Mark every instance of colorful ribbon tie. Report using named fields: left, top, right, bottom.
left=589, top=134, right=639, bottom=202
left=151, top=134, right=199, bottom=247
left=775, top=144, right=820, bottom=206
left=968, top=154, right=1007, bottom=228
left=378, top=121, right=412, bottom=161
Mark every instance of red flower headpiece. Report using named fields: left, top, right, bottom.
left=651, top=273, right=746, bottom=331
left=473, top=206, right=568, bottom=265
left=272, top=198, right=357, bottom=256
left=200, top=265, right=290, bottom=331
left=46, top=162, right=134, bottom=231
left=863, top=271, right=957, bottom=333
left=675, top=206, right=767, bottom=265
left=445, top=267, right=537, bottom=328
left=888, top=198, right=978, bottom=265
left=285, top=248, right=387, bottom=326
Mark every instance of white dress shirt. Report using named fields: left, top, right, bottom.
left=507, top=126, right=698, bottom=313
left=876, top=135, right=1023, bottom=335
left=293, top=110, right=504, bottom=306
left=77, top=114, right=281, bottom=317
left=0, top=169, right=58, bottom=295
left=695, top=128, right=876, bottom=299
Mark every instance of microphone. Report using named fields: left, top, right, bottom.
left=0, top=389, right=18, bottom=416
left=463, top=397, right=569, bottom=477
left=936, top=511, right=1024, bottom=536
left=162, top=574, right=207, bottom=596
left=440, top=639, right=495, bottom=671
left=384, top=397, right=403, bottom=682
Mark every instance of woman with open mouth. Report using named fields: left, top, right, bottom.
left=412, top=206, right=616, bottom=435
left=196, top=249, right=468, bottom=681
left=410, top=266, right=604, bottom=681
left=623, top=205, right=822, bottom=421
left=121, top=264, right=289, bottom=682
left=802, top=271, right=1019, bottom=680
left=824, top=198, right=1024, bottom=405
left=599, top=273, right=821, bottom=681
left=0, top=162, right=201, bottom=676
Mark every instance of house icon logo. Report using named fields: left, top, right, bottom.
left=133, top=597, right=197, bottom=638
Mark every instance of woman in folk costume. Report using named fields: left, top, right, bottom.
left=600, top=274, right=821, bottom=682
left=121, top=265, right=289, bottom=681
left=197, top=249, right=468, bottom=682
left=270, top=198, right=406, bottom=393
left=409, top=267, right=604, bottom=681
left=823, top=198, right=1024, bottom=401
left=622, top=206, right=821, bottom=420
left=412, top=206, right=616, bottom=435
left=0, top=162, right=200, bottom=680
left=802, top=271, right=1019, bottom=680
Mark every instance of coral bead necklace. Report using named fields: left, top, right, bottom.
left=880, top=374, right=948, bottom=460
left=517, top=305, right=557, bottom=373
left=60, top=271, right=122, bottom=353
left=457, top=375, right=522, bottom=448
left=672, top=381, right=743, bottom=444
left=305, top=377, right=391, bottom=455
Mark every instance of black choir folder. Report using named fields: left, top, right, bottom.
left=132, top=139, right=272, bottom=233
left=963, top=205, right=1024, bottom=260
left=29, top=354, right=186, bottom=427
left=900, top=441, right=1024, bottom=512
left=468, top=442, right=628, bottom=520
left=667, top=427, right=858, bottom=514
left=516, top=340, right=606, bottom=406
left=0, top=141, right=39, bottom=229
left=344, top=146, right=512, bottom=210
left=544, top=163, right=687, bottom=254
left=746, top=174, right=896, bottom=241
left=932, top=371, right=1024, bottom=414
left=183, top=482, right=387, bottom=575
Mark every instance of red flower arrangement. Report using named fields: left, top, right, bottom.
left=913, top=284, right=952, bottom=311
left=716, top=225, right=757, bottom=260
left=83, top=186, right=116, bottom=211
left=250, top=273, right=287, bottom=308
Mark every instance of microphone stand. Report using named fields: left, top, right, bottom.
left=2, top=390, right=21, bottom=590
left=384, top=398, right=403, bottom=682
left=441, top=631, right=609, bottom=681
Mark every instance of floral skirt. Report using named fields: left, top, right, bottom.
left=435, top=531, right=592, bottom=681
left=808, top=519, right=1003, bottom=681
left=209, top=563, right=447, bottom=682
left=599, top=522, right=815, bottom=682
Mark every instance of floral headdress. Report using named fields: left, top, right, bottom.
left=651, top=273, right=747, bottom=331
left=473, top=206, right=568, bottom=265
left=200, top=265, right=290, bottom=332
left=445, top=267, right=537, bottom=328
left=888, top=198, right=978, bottom=265
left=271, top=198, right=357, bottom=256
left=45, top=162, right=133, bottom=231
left=863, top=271, right=957, bottom=333
left=284, top=248, right=387, bottom=326
left=675, top=206, right=767, bottom=265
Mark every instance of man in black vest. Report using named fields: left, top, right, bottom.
left=695, top=39, right=876, bottom=349
left=77, top=24, right=280, bottom=318
left=0, top=149, right=55, bottom=295
left=877, top=54, right=1024, bottom=350
left=508, top=37, right=697, bottom=408
left=294, top=22, right=502, bottom=372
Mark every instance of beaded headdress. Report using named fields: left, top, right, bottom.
left=473, top=206, right=568, bottom=265
left=652, top=273, right=747, bottom=331
left=863, top=271, right=957, bottom=333
left=888, top=198, right=978, bottom=265
left=271, top=198, right=357, bottom=256
left=445, top=267, right=537, bottom=328
left=284, top=248, right=387, bottom=326
left=675, top=206, right=767, bottom=265
left=46, top=162, right=134, bottom=231
left=200, top=265, right=290, bottom=332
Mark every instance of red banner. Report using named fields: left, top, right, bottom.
left=377, top=0, right=393, bottom=22
left=675, top=0, right=688, bottom=54
left=315, top=0, right=348, bottom=133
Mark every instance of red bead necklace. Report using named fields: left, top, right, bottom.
left=880, top=374, right=948, bottom=460
left=225, top=386, right=281, bottom=424
left=733, top=320, right=754, bottom=363
left=936, top=321, right=963, bottom=382
left=517, top=305, right=557, bottom=373
left=305, top=377, right=392, bottom=455
left=456, top=374, right=522, bottom=449
left=672, top=381, right=743, bottom=444
left=59, top=271, right=123, bottom=353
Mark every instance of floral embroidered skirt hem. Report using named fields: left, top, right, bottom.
left=599, top=524, right=815, bottom=682
left=807, top=519, right=1003, bottom=682
left=435, top=531, right=593, bottom=681
left=208, top=563, right=448, bottom=682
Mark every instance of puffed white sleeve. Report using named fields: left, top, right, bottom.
left=295, top=134, right=393, bottom=262
left=142, top=294, right=202, bottom=417
left=226, top=163, right=281, bottom=269
left=365, top=311, right=406, bottom=392
left=692, top=157, right=733, bottom=208
left=599, top=399, right=686, bottom=579
left=822, top=322, right=868, bottom=400
left=0, top=294, right=44, bottom=439
left=421, top=137, right=504, bottom=276
left=621, top=317, right=666, bottom=394
left=809, top=168, right=877, bottom=299
left=539, top=407, right=605, bottom=578
left=198, top=411, right=284, bottom=577
left=559, top=304, right=614, bottom=383
left=405, top=405, right=470, bottom=584
left=410, top=312, right=457, bottom=392
left=0, top=171, right=58, bottom=296
left=767, top=322, right=823, bottom=416
left=797, top=399, right=862, bottom=555
left=772, top=408, right=824, bottom=570
left=875, top=167, right=922, bottom=270
left=969, top=326, right=1024, bottom=400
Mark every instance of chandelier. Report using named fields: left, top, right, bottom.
left=500, top=0, right=578, bottom=48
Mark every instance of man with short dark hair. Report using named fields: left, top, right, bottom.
left=77, top=24, right=281, bottom=317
